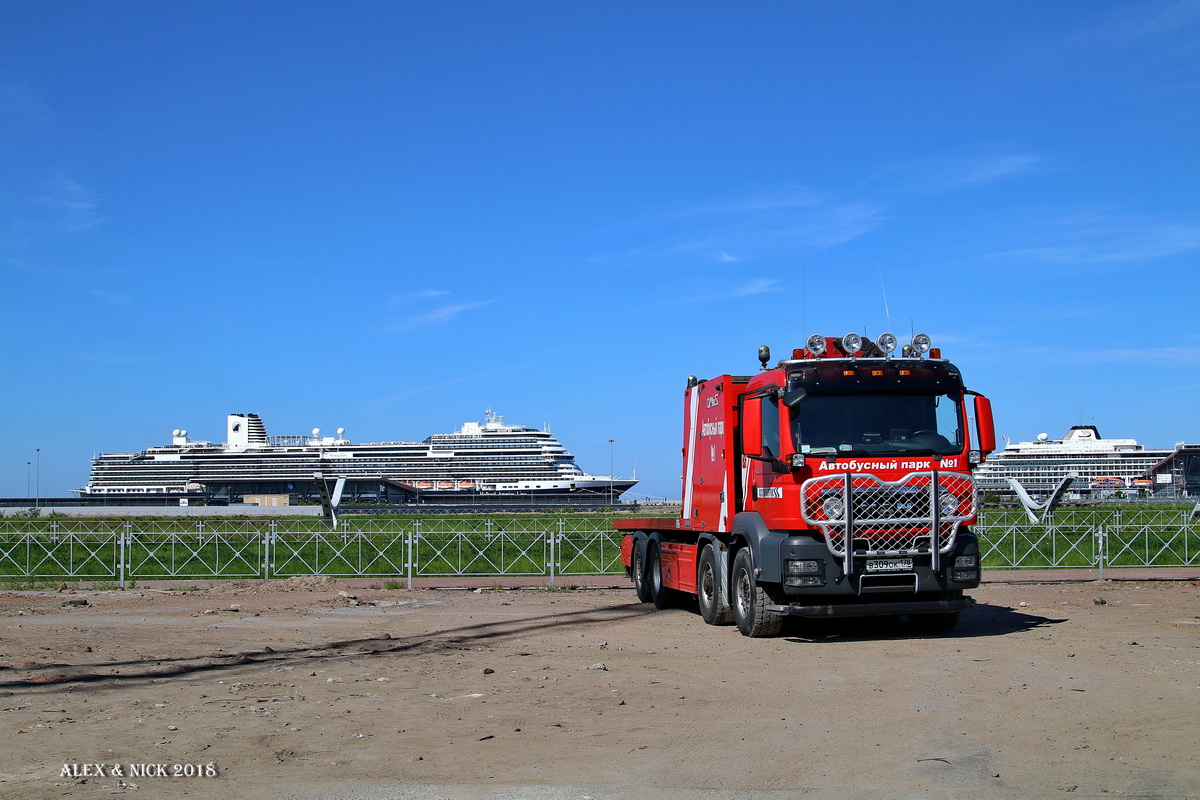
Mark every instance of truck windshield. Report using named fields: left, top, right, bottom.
left=791, top=392, right=963, bottom=457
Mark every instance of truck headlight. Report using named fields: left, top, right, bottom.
left=938, top=491, right=961, bottom=517
left=822, top=494, right=845, bottom=520
left=952, top=554, right=979, bottom=582
left=785, top=559, right=824, bottom=587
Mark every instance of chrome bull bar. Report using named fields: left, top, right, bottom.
left=800, top=470, right=977, bottom=577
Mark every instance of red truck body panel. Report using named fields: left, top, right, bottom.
left=680, top=375, right=746, bottom=535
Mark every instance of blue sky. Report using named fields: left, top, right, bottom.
left=3, top=1, right=1198, bottom=500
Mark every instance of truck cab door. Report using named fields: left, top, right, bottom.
left=742, top=392, right=785, bottom=511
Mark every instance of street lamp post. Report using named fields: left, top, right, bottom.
left=608, top=439, right=615, bottom=507
left=35, top=448, right=41, bottom=508
left=26, top=461, right=31, bottom=497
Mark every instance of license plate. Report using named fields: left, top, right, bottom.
left=865, top=558, right=914, bottom=573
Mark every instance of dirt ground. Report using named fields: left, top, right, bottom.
left=1, top=575, right=1198, bottom=800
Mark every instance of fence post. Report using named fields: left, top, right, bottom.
left=408, top=519, right=417, bottom=590
left=1096, top=525, right=1106, bottom=581
left=1186, top=508, right=1192, bottom=565
left=120, top=522, right=131, bottom=589
left=265, top=521, right=274, bottom=582
left=549, top=523, right=557, bottom=588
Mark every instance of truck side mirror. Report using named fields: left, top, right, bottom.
left=783, top=387, right=807, bottom=409
left=741, top=398, right=763, bottom=458
left=974, top=395, right=996, bottom=455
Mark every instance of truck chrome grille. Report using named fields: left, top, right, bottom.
left=800, top=471, right=976, bottom=558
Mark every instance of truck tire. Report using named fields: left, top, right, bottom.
left=648, top=543, right=674, bottom=610
left=910, top=590, right=963, bottom=632
left=631, top=541, right=652, bottom=603
left=697, top=545, right=732, bottom=626
left=731, top=548, right=783, bottom=637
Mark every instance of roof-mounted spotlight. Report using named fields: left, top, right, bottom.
left=842, top=332, right=863, bottom=355
left=877, top=332, right=898, bottom=354
left=806, top=333, right=827, bottom=356
left=911, top=333, right=932, bottom=355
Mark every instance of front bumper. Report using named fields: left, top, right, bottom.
left=767, top=595, right=975, bottom=618
left=765, top=528, right=981, bottom=598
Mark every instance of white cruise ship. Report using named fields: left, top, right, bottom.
left=974, top=426, right=1171, bottom=497
left=77, top=411, right=636, bottom=506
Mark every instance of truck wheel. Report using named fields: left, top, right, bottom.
left=648, top=543, right=674, bottom=610
left=697, top=545, right=731, bottom=625
left=911, top=590, right=962, bottom=632
left=731, top=548, right=783, bottom=637
left=631, top=541, right=652, bottom=603
left=911, top=610, right=961, bottom=631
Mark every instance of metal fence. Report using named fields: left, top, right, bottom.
left=976, top=508, right=1200, bottom=577
left=0, top=517, right=624, bottom=587
left=0, top=509, right=1196, bottom=586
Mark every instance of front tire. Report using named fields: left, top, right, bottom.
left=697, top=545, right=731, bottom=625
left=731, top=548, right=783, bottom=637
left=910, top=590, right=963, bottom=632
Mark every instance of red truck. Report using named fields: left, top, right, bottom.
left=617, top=332, right=996, bottom=637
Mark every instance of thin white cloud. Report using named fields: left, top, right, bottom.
left=731, top=279, right=781, bottom=297
left=991, top=217, right=1200, bottom=266
left=693, top=187, right=823, bottom=216
left=1004, top=1, right=1200, bottom=97
left=369, top=361, right=535, bottom=407
left=772, top=201, right=886, bottom=248
left=1004, top=342, right=1200, bottom=367
left=862, top=150, right=1044, bottom=194
left=592, top=186, right=882, bottom=266
left=387, top=289, right=450, bottom=305
left=0, top=75, right=52, bottom=127
left=668, top=278, right=785, bottom=305
left=389, top=299, right=495, bottom=330
left=36, top=173, right=103, bottom=232
left=1066, top=0, right=1200, bottom=50
left=953, top=154, right=1043, bottom=186
left=636, top=186, right=822, bottom=226
left=87, top=288, right=131, bottom=305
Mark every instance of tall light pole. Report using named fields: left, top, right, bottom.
left=35, top=448, right=41, bottom=508
left=26, top=461, right=31, bottom=497
left=608, top=439, right=615, bottom=507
